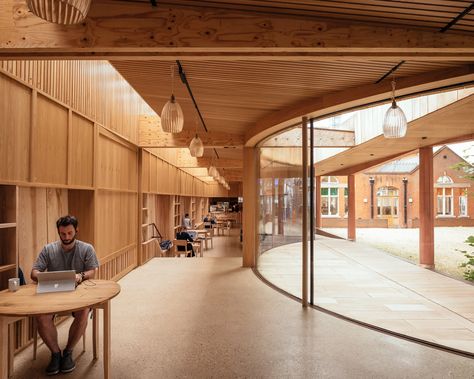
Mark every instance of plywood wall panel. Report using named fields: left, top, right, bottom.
left=46, top=188, right=69, bottom=242
left=31, top=95, right=68, bottom=185
left=0, top=74, right=31, bottom=182
left=17, top=187, right=48, bottom=281
left=68, top=190, right=94, bottom=245
left=150, top=155, right=158, bottom=193
left=142, top=151, right=150, bottom=193
left=70, top=113, right=94, bottom=187
left=96, top=190, right=137, bottom=261
left=98, top=131, right=138, bottom=191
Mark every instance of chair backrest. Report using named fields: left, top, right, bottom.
left=173, top=239, right=189, bottom=250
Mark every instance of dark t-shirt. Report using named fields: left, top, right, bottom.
left=32, top=240, right=99, bottom=273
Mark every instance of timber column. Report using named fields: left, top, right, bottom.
left=347, top=174, right=356, bottom=241
left=419, top=147, right=434, bottom=269
left=243, top=147, right=259, bottom=268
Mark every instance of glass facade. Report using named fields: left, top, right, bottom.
left=257, top=128, right=303, bottom=298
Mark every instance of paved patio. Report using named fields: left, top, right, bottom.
left=258, top=235, right=474, bottom=354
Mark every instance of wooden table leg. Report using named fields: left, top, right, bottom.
left=92, top=308, right=99, bottom=360
left=0, top=317, right=9, bottom=379
left=103, top=301, right=111, bottom=379
left=8, top=323, right=14, bottom=378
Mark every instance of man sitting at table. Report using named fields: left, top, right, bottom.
left=31, top=215, right=99, bottom=376
left=176, top=226, right=196, bottom=257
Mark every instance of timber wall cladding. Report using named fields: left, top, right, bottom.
left=0, top=74, right=30, bottom=182
left=0, top=60, right=142, bottom=144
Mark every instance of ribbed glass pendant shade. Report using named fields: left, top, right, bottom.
left=189, top=134, right=204, bottom=157
left=26, top=0, right=91, bottom=24
left=161, top=94, right=184, bottom=133
left=209, top=166, right=217, bottom=177
left=383, top=100, right=407, bottom=138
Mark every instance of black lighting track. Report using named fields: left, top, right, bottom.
left=375, top=61, right=405, bottom=84
left=175, top=60, right=221, bottom=158
left=176, top=60, right=208, bottom=133
left=440, top=3, right=474, bottom=33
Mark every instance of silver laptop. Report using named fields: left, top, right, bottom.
left=36, top=270, right=76, bottom=294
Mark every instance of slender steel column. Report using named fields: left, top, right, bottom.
left=302, top=116, right=309, bottom=307
left=309, top=119, right=314, bottom=305
left=402, top=177, right=408, bottom=227
left=369, top=177, right=375, bottom=219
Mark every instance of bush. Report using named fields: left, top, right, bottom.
left=458, top=235, right=474, bottom=281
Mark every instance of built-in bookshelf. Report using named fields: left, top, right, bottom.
left=0, top=185, right=17, bottom=290
left=191, top=197, right=196, bottom=226
left=173, top=195, right=181, bottom=232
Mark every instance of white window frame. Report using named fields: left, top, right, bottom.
left=436, top=187, right=454, bottom=217
left=459, top=190, right=468, bottom=217
left=321, top=176, right=339, bottom=217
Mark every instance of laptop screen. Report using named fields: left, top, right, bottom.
left=36, top=270, right=77, bottom=294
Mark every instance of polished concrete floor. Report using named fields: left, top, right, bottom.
left=12, top=230, right=474, bottom=378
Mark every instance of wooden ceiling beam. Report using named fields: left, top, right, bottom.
left=139, top=115, right=243, bottom=147
left=2, top=1, right=474, bottom=59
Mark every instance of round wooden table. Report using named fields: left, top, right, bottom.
left=0, top=279, right=120, bottom=378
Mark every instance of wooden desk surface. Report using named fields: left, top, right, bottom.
left=0, top=279, right=120, bottom=316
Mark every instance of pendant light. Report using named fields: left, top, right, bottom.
left=161, top=65, right=184, bottom=133
left=189, top=120, right=204, bottom=157
left=383, top=77, right=407, bottom=139
left=26, top=0, right=91, bottom=24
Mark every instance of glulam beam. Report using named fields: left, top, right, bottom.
left=2, top=1, right=474, bottom=59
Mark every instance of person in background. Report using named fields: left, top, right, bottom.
left=176, top=226, right=196, bottom=257
left=182, top=213, right=192, bottom=230
left=31, top=215, right=99, bottom=376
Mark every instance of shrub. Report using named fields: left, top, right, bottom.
left=458, top=235, right=474, bottom=282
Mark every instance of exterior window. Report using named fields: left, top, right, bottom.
left=376, top=186, right=399, bottom=216
left=321, top=176, right=339, bottom=216
left=436, top=187, right=453, bottom=216
left=459, top=188, right=468, bottom=216
left=344, top=188, right=348, bottom=216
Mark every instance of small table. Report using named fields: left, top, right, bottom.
left=0, top=279, right=120, bottom=379
left=188, top=229, right=213, bottom=250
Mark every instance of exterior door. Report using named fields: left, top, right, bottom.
left=376, top=187, right=399, bottom=227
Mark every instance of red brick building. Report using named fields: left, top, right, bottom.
left=320, top=146, right=474, bottom=228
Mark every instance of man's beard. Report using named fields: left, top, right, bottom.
left=61, top=236, right=76, bottom=246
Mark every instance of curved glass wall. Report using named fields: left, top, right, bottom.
left=255, top=86, right=474, bottom=354
left=257, top=126, right=303, bottom=298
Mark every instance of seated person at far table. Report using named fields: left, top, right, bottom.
left=31, top=215, right=99, bottom=376
left=203, top=214, right=217, bottom=228
left=176, top=226, right=196, bottom=257
left=182, top=213, right=192, bottom=230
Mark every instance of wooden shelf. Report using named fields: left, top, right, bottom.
left=0, top=263, right=16, bottom=273
left=0, top=223, right=16, bottom=229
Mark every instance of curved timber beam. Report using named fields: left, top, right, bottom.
left=245, top=65, right=474, bottom=146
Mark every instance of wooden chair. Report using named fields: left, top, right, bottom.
left=8, top=310, right=98, bottom=378
left=33, top=309, right=98, bottom=360
left=173, top=239, right=192, bottom=257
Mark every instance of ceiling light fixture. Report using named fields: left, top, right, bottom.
left=189, top=120, right=204, bottom=157
left=26, top=0, right=91, bottom=24
left=383, top=77, right=407, bottom=139
left=161, top=65, right=184, bottom=133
